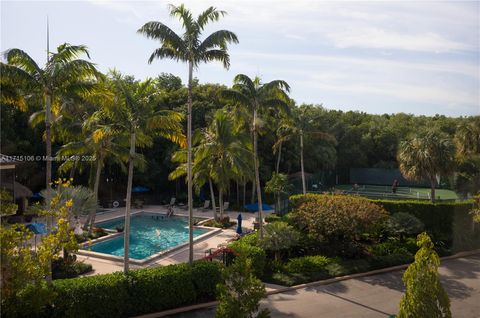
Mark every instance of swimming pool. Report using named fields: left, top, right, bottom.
left=87, top=213, right=211, bottom=260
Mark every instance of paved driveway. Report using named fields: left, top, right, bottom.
left=171, top=254, right=480, bottom=318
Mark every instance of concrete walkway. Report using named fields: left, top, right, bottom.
left=170, top=254, right=480, bottom=318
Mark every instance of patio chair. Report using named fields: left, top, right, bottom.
left=201, top=200, right=210, bottom=210
left=215, top=201, right=229, bottom=213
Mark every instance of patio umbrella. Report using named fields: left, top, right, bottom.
left=25, top=223, right=47, bottom=250
left=132, top=186, right=150, bottom=193
left=243, top=203, right=274, bottom=212
left=236, top=214, right=242, bottom=234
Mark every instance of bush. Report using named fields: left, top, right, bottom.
left=52, top=259, right=93, bottom=279
left=265, top=214, right=281, bottom=223
left=229, top=240, right=266, bottom=277
left=52, top=272, right=130, bottom=318
left=50, top=261, right=222, bottom=318
left=386, top=212, right=424, bottom=238
left=368, top=239, right=416, bottom=257
left=373, top=199, right=479, bottom=252
left=258, top=222, right=300, bottom=261
left=291, top=194, right=389, bottom=244
left=284, top=255, right=333, bottom=274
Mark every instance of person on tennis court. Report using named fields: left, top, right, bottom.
left=392, top=179, right=399, bottom=194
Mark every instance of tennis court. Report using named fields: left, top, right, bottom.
left=332, top=184, right=459, bottom=201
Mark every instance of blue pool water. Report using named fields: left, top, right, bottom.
left=89, top=213, right=208, bottom=260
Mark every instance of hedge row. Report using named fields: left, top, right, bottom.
left=48, top=261, right=222, bottom=318
left=290, top=194, right=479, bottom=252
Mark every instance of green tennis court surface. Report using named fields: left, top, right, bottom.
left=333, top=184, right=459, bottom=201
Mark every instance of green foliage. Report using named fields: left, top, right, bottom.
left=373, top=199, right=477, bottom=251
left=291, top=194, right=389, bottom=244
left=50, top=261, right=222, bottom=318
left=398, top=233, right=451, bottom=318
left=386, top=212, right=424, bottom=237
left=0, top=224, right=53, bottom=317
left=470, top=194, right=480, bottom=223
left=284, top=255, right=333, bottom=274
left=216, top=256, right=270, bottom=318
left=229, top=240, right=267, bottom=277
left=259, top=221, right=300, bottom=261
left=265, top=173, right=291, bottom=195
left=264, top=214, right=281, bottom=223
left=52, top=258, right=93, bottom=279
left=368, top=238, right=416, bottom=257
left=0, top=189, right=17, bottom=216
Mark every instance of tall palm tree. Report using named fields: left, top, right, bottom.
left=222, top=75, right=290, bottom=238
left=398, top=130, right=455, bottom=202
left=274, top=106, right=336, bottom=194
left=1, top=44, right=99, bottom=211
left=138, top=4, right=238, bottom=263
left=110, top=73, right=185, bottom=273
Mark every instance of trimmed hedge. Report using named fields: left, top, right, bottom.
left=291, top=194, right=479, bottom=252
left=372, top=199, right=479, bottom=251
left=49, top=261, right=222, bottom=318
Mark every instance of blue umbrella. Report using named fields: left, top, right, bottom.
left=132, top=186, right=150, bottom=193
left=31, top=192, right=42, bottom=199
left=236, top=214, right=243, bottom=234
left=243, top=203, right=274, bottom=212
left=25, top=223, right=47, bottom=234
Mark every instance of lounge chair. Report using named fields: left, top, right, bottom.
left=215, top=201, right=229, bottom=213
left=201, top=200, right=210, bottom=210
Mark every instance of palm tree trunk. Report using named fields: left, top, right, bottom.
left=430, top=176, right=436, bottom=202
left=45, top=91, right=53, bottom=285
left=243, top=181, right=246, bottom=208
left=251, top=180, right=256, bottom=204
left=69, top=158, right=78, bottom=180
left=209, top=178, right=217, bottom=221
left=123, top=132, right=135, bottom=274
left=88, top=155, right=103, bottom=234
left=219, top=188, right=224, bottom=220
left=253, top=106, right=264, bottom=238
left=187, top=60, right=194, bottom=265
left=236, top=181, right=240, bottom=207
left=276, top=141, right=282, bottom=174
left=300, top=131, right=306, bottom=195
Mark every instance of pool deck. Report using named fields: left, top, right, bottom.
left=75, top=205, right=258, bottom=275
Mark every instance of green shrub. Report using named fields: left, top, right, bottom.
left=241, top=232, right=259, bottom=246
left=128, top=264, right=196, bottom=314
left=386, top=212, right=424, bottom=237
left=291, top=194, right=389, bottom=244
left=52, top=259, right=93, bottom=279
left=368, top=240, right=414, bottom=257
left=265, top=214, right=281, bottom=223
left=52, top=272, right=130, bottom=318
left=191, top=261, right=223, bottom=301
left=229, top=240, right=266, bottom=277
left=370, top=254, right=414, bottom=269
left=50, top=261, right=222, bottom=318
left=259, top=222, right=300, bottom=261
left=284, top=255, right=333, bottom=273
left=373, top=199, right=479, bottom=251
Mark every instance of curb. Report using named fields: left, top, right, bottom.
left=133, top=249, right=480, bottom=318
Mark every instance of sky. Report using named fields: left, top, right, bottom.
left=1, top=0, right=479, bottom=116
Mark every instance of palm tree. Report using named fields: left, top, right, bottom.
left=138, top=5, right=238, bottom=263
left=398, top=130, right=455, bottom=202
left=196, top=110, right=252, bottom=219
left=110, top=73, right=185, bottom=273
left=274, top=106, right=336, bottom=194
left=1, top=44, right=98, bottom=211
left=169, top=110, right=252, bottom=221
left=222, top=75, right=290, bottom=238
left=57, top=106, right=128, bottom=234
